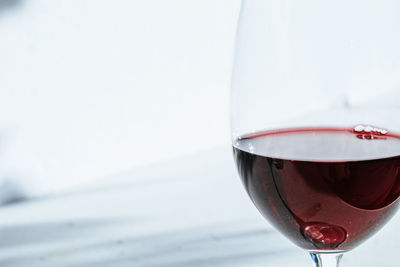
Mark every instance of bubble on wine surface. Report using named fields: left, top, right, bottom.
left=364, top=126, right=373, bottom=133
left=353, top=125, right=389, bottom=136
left=354, top=125, right=365, bottom=132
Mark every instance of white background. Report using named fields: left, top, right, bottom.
left=0, top=0, right=241, bottom=195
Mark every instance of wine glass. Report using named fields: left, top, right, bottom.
left=230, top=0, right=400, bottom=266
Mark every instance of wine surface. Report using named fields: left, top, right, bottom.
left=233, top=127, right=400, bottom=251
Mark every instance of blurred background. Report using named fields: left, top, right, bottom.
left=0, top=0, right=241, bottom=198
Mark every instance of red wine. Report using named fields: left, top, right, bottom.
left=233, top=127, right=400, bottom=251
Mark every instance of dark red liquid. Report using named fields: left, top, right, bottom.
left=233, top=128, right=400, bottom=251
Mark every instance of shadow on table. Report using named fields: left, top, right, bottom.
left=0, top=222, right=293, bottom=267
left=73, top=228, right=282, bottom=267
left=0, top=219, right=119, bottom=248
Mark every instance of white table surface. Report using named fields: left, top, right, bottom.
left=0, top=146, right=397, bottom=267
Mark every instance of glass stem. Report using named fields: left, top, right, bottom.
left=310, top=253, right=343, bottom=267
